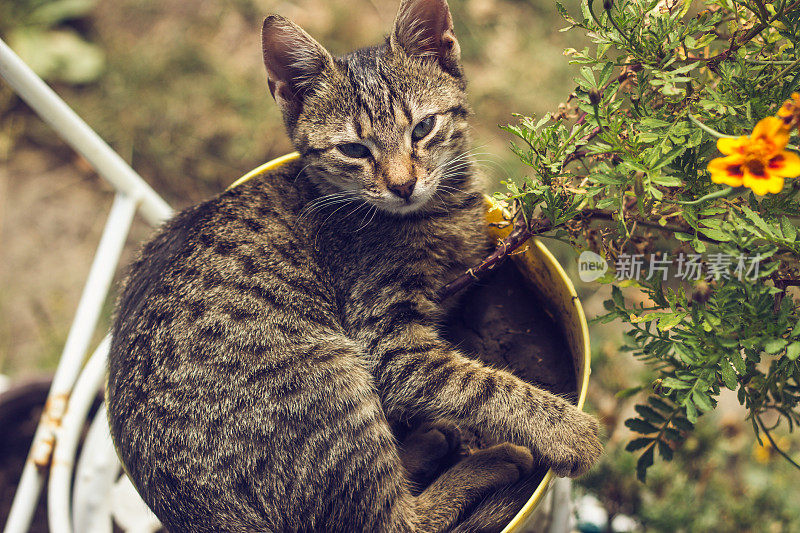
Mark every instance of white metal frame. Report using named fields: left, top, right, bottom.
left=1, top=37, right=173, bottom=533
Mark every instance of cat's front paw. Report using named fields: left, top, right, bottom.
left=400, top=421, right=464, bottom=482
left=541, top=407, right=602, bottom=478
left=459, top=442, right=534, bottom=488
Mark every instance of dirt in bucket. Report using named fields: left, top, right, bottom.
left=444, top=258, right=577, bottom=399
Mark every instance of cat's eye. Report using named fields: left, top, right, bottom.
left=412, top=116, right=436, bottom=142
left=337, top=142, right=371, bottom=159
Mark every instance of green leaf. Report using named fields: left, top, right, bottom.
left=663, top=377, right=691, bottom=390
left=580, top=66, right=596, bottom=88
left=648, top=396, right=672, bottom=412
left=780, top=217, right=797, bottom=241
left=636, top=446, right=655, bottom=482
left=741, top=206, right=775, bottom=237
left=626, top=437, right=653, bottom=452
left=555, top=1, right=572, bottom=21
left=692, top=390, right=714, bottom=412
left=663, top=425, right=681, bottom=441
left=728, top=349, right=746, bottom=374
left=616, top=386, right=644, bottom=399
left=635, top=405, right=666, bottom=424
left=29, top=0, right=98, bottom=26
left=764, top=338, right=788, bottom=354
left=673, top=343, right=698, bottom=364
left=640, top=118, right=671, bottom=128
left=625, top=417, right=659, bottom=434
left=652, top=146, right=686, bottom=170
left=786, top=341, right=800, bottom=361
left=8, top=28, right=105, bottom=84
left=658, top=312, right=687, bottom=331
left=691, top=238, right=706, bottom=253
left=611, top=285, right=625, bottom=308
left=657, top=439, right=674, bottom=461
left=698, top=226, right=733, bottom=242
left=685, top=400, right=699, bottom=423
left=693, top=33, right=717, bottom=49
left=720, top=360, right=738, bottom=390
left=672, top=416, right=694, bottom=431
left=631, top=312, right=661, bottom=324
left=650, top=174, right=683, bottom=187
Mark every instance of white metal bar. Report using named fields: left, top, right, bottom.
left=0, top=34, right=176, bottom=533
left=72, top=404, right=119, bottom=533
left=0, top=37, right=172, bottom=226
left=48, top=337, right=111, bottom=533
left=547, top=478, right=572, bottom=533
left=3, top=194, right=137, bottom=533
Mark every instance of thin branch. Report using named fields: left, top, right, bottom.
left=438, top=215, right=549, bottom=301
left=437, top=201, right=731, bottom=300
left=756, top=414, right=800, bottom=471
left=558, top=65, right=640, bottom=170
left=699, top=0, right=800, bottom=71
left=765, top=55, right=800, bottom=88
left=581, top=208, right=692, bottom=235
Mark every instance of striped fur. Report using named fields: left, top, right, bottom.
left=107, top=1, right=601, bottom=531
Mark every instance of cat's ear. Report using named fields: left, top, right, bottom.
left=391, top=0, right=462, bottom=76
left=262, top=15, right=334, bottom=122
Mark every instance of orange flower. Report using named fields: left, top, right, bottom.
left=707, top=117, right=800, bottom=195
left=778, top=92, right=800, bottom=132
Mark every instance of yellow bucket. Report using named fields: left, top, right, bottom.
left=484, top=199, right=591, bottom=532
left=232, top=153, right=591, bottom=532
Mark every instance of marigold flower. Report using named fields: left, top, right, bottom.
left=778, top=92, right=800, bottom=132
left=707, top=117, right=800, bottom=195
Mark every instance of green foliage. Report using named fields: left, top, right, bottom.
left=502, top=0, right=800, bottom=480
left=579, top=415, right=800, bottom=531
left=0, top=0, right=105, bottom=84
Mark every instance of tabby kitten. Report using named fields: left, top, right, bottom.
left=106, top=0, right=602, bottom=531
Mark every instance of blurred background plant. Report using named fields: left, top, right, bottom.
left=0, top=0, right=105, bottom=84
left=1, top=0, right=799, bottom=531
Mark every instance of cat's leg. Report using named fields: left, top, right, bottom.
left=361, top=315, right=602, bottom=478
left=308, top=351, right=535, bottom=533
left=397, top=423, right=545, bottom=532
left=409, top=442, right=534, bottom=532
left=450, top=474, right=545, bottom=533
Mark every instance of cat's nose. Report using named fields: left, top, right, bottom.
left=388, top=178, right=416, bottom=200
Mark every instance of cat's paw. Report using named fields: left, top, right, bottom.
left=460, top=442, right=534, bottom=487
left=400, top=421, right=463, bottom=481
left=541, top=408, right=602, bottom=478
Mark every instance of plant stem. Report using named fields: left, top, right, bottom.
left=756, top=414, right=800, bottom=470
left=438, top=202, right=730, bottom=300
left=764, top=56, right=800, bottom=88
left=438, top=214, right=550, bottom=301
left=688, top=115, right=738, bottom=138
left=674, top=186, right=743, bottom=205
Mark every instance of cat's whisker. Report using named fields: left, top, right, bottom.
left=356, top=204, right=379, bottom=232
left=342, top=201, right=369, bottom=223
left=293, top=163, right=315, bottom=183
left=313, top=199, right=359, bottom=247
left=297, top=191, right=360, bottom=223
left=297, top=199, right=352, bottom=225
left=432, top=190, right=451, bottom=216
left=435, top=185, right=462, bottom=197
